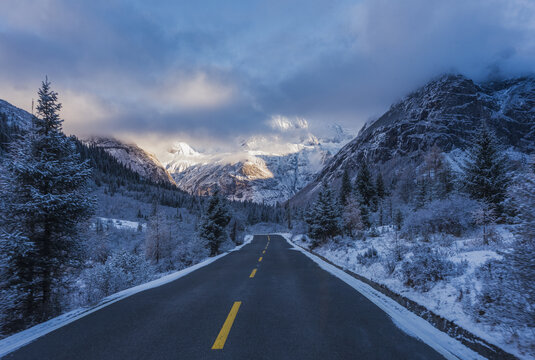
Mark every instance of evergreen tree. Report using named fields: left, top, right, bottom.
left=305, top=182, right=341, bottom=247
left=229, top=219, right=238, bottom=243
left=463, top=126, right=509, bottom=215
left=355, top=161, right=376, bottom=208
left=355, top=191, right=371, bottom=228
left=339, top=168, right=352, bottom=206
left=145, top=204, right=171, bottom=265
left=437, top=162, right=455, bottom=199
left=375, top=172, right=385, bottom=199
left=284, top=202, right=292, bottom=229
left=0, top=78, right=94, bottom=331
left=414, top=179, right=428, bottom=210
left=198, top=191, right=231, bottom=256
left=394, top=209, right=403, bottom=231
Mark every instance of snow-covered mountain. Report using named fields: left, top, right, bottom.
left=293, top=74, right=535, bottom=203
left=83, top=137, right=177, bottom=187
left=0, top=99, right=34, bottom=134
left=162, top=122, right=354, bottom=204
left=0, top=99, right=33, bottom=128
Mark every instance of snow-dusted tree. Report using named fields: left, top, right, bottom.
left=472, top=203, right=497, bottom=245
left=342, top=194, right=363, bottom=238
left=339, top=168, right=352, bottom=206
left=198, top=191, right=231, bottom=256
left=502, top=158, right=535, bottom=327
left=463, top=126, right=509, bottom=215
left=436, top=162, right=455, bottom=199
left=375, top=172, right=385, bottom=199
left=145, top=204, right=171, bottom=264
left=284, top=202, right=292, bottom=229
left=229, top=218, right=238, bottom=243
left=355, top=191, right=370, bottom=228
left=0, top=78, right=94, bottom=331
left=355, top=161, right=375, bottom=207
left=306, top=182, right=341, bottom=247
left=413, top=178, right=428, bottom=210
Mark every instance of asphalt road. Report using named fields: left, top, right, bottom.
left=6, top=235, right=444, bottom=360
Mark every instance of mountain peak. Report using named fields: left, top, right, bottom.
left=169, top=142, right=201, bottom=157
left=269, top=115, right=309, bottom=132
left=292, top=73, right=535, bottom=203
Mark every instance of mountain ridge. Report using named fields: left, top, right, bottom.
left=162, top=124, right=354, bottom=204
left=292, top=73, right=535, bottom=203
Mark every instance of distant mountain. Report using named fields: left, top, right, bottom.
left=83, top=137, right=177, bottom=187
left=162, top=122, right=354, bottom=204
left=293, top=74, right=535, bottom=203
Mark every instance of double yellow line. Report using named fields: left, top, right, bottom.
left=211, top=235, right=271, bottom=350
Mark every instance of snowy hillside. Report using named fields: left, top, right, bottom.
left=0, top=99, right=33, bottom=129
left=293, top=74, right=535, bottom=203
left=83, top=136, right=177, bottom=187
left=162, top=121, right=354, bottom=204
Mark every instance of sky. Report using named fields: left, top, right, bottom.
left=1, top=0, right=534, bottom=157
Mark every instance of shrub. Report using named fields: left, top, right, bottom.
left=357, top=246, right=379, bottom=266
left=402, top=194, right=479, bottom=239
left=80, top=251, right=153, bottom=304
left=400, top=244, right=466, bottom=292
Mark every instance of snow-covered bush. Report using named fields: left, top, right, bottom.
left=80, top=251, right=153, bottom=304
left=402, top=194, right=479, bottom=239
left=357, top=246, right=379, bottom=266
left=173, top=236, right=209, bottom=268
left=381, top=236, right=408, bottom=275
left=400, top=244, right=466, bottom=292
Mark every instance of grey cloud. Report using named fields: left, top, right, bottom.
left=0, top=0, right=534, bottom=152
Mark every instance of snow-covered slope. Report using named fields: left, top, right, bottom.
left=0, top=99, right=33, bottom=129
left=162, top=123, right=354, bottom=204
left=293, top=74, right=535, bottom=203
left=83, top=137, right=177, bottom=187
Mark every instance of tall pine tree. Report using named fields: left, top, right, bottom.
left=306, top=182, right=341, bottom=248
left=0, top=78, right=94, bottom=331
left=463, top=125, right=509, bottom=215
left=198, top=191, right=231, bottom=256
left=355, top=161, right=376, bottom=207
left=339, top=168, right=352, bottom=206
left=375, top=172, right=385, bottom=199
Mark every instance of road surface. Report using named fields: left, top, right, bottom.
left=6, top=235, right=445, bottom=359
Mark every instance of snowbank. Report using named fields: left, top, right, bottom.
left=280, top=234, right=484, bottom=360
left=0, top=235, right=254, bottom=357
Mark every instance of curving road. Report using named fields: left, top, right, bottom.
left=6, top=235, right=445, bottom=360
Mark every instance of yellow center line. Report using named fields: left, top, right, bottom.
left=249, top=268, right=257, bottom=278
left=212, top=302, right=242, bottom=350
left=262, top=250, right=265, bottom=254
left=258, top=257, right=263, bottom=262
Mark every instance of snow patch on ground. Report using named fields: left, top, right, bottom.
left=96, top=217, right=146, bottom=231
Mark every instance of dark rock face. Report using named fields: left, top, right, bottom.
left=293, top=74, right=535, bottom=203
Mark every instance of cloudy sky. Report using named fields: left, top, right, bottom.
left=1, top=0, right=534, bottom=156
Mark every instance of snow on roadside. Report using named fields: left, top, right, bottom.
left=288, top=229, right=532, bottom=359
left=279, top=233, right=485, bottom=360
left=0, top=235, right=254, bottom=357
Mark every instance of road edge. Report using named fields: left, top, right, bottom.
left=0, top=235, right=254, bottom=358
left=278, top=233, right=513, bottom=360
